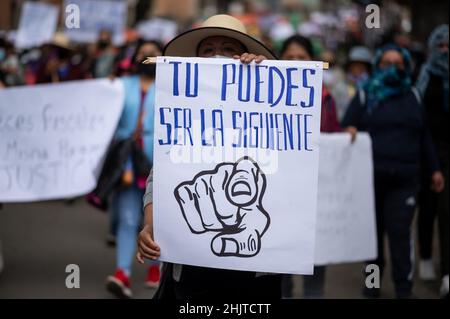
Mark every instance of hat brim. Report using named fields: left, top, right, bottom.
left=49, top=43, right=73, bottom=51
left=163, top=27, right=277, bottom=60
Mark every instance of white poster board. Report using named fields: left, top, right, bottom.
left=153, top=57, right=324, bottom=275
left=136, top=18, right=178, bottom=44
left=64, top=0, right=127, bottom=45
left=315, top=133, right=377, bottom=265
left=15, top=2, right=59, bottom=49
left=0, top=79, right=124, bottom=202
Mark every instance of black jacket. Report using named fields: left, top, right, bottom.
left=86, top=137, right=152, bottom=210
left=342, top=89, right=439, bottom=182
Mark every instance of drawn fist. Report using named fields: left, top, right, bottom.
left=174, top=157, right=270, bottom=257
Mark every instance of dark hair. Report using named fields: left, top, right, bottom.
left=374, top=43, right=413, bottom=74
left=279, top=35, right=314, bottom=59
left=0, top=38, right=14, bottom=51
left=131, top=39, right=164, bottom=63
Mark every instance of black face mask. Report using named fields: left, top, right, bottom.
left=136, top=62, right=156, bottom=78
left=381, top=66, right=408, bottom=88
left=97, top=40, right=110, bottom=49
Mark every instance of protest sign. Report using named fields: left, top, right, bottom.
left=153, top=57, right=324, bottom=274
left=0, top=79, right=124, bottom=202
left=64, top=0, right=126, bottom=45
left=315, top=133, right=377, bottom=265
left=136, top=18, right=178, bottom=44
left=15, top=2, right=59, bottom=49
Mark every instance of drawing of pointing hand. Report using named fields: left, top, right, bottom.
left=174, top=157, right=270, bottom=257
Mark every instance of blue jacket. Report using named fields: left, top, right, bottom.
left=342, top=89, right=439, bottom=182
left=115, top=76, right=155, bottom=164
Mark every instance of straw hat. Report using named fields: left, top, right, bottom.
left=49, top=32, right=72, bottom=51
left=163, top=14, right=276, bottom=59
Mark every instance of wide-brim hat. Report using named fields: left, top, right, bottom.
left=163, top=14, right=277, bottom=59
left=48, top=32, right=73, bottom=51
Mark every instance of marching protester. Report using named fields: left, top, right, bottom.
left=0, top=38, right=24, bottom=87
left=280, top=35, right=341, bottom=134
left=346, top=47, right=373, bottom=91
left=342, top=44, right=445, bottom=299
left=103, top=40, right=163, bottom=299
left=91, top=29, right=118, bottom=79
left=415, top=24, right=449, bottom=297
left=1, top=0, right=449, bottom=301
left=35, top=33, right=88, bottom=84
left=279, top=34, right=341, bottom=299
left=340, top=46, right=373, bottom=121
left=323, top=46, right=373, bottom=123
left=136, top=14, right=283, bottom=299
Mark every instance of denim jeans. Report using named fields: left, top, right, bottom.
left=112, top=185, right=158, bottom=276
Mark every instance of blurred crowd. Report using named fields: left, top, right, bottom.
left=0, top=4, right=448, bottom=300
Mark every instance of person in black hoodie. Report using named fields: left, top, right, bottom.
left=342, top=44, right=445, bottom=299
left=415, top=24, right=449, bottom=297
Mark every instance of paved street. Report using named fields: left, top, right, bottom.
left=0, top=199, right=442, bottom=299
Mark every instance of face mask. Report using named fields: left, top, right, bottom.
left=431, top=50, right=449, bottom=73
left=379, top=65, right=408, bottom=88
left=97, top=40, right=110, bottom=50
left=348, top=72, right=369, bottom=86
left=58, top=64, right=70, bottom=78
left=137, top=62, right=156, bottom=78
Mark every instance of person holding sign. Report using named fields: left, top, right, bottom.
left=342, top=44, right=445, bottom=299
left=136, top=14, right=284, bottom=299
left=415, top=25, right=449, bottom=297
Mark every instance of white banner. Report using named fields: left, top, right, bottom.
left=64, top=0, right=127, bottom=45
left=15, top=2, right=59, bottom=49
left=137, top=18, right=178, bottom=44
left=153, top=57, right=324, bottom=275
left=0, top=79, right=124, bottom=202
left=315, top=133, right=377, bottom=265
